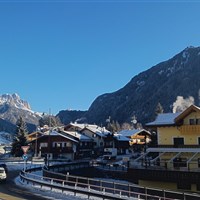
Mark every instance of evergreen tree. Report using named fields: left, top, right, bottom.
left=106, top=120, right=121, bottom=133
left=39, top=114, right=61, bottom=127
left=121, top=122, right=132, bottom=130
left=11, top=117, right=28, bottom=157
left=155, top=102, right=164, bottom=116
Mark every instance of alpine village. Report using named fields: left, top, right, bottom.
left=2, top=46, right=200, bottom=200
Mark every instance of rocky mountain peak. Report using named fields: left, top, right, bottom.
left=0, top=93, right=31, bottom=110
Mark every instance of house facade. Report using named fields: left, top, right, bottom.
left=118, top=129, right=151, bottom=150
left=64, top=123, right=110, bottom=156
left=29, top=129, right=78, bottom=161
left=128, top=105, right=200, bottom=192
left=60, top=129, right=94, bottom=159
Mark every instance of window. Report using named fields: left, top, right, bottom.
left=189, top=118, right=200, bottom=125
left=197, top=119, right=200, bottom=125
left=173, top=157, right=187, bottom=168
left=173, top=137, right=184, bottom=147
left=40, top=143, right=48, bottom=147
left=66, top=142, right=72, bottom=147
left=53, top=142, right=62, bottom=148
left=189, top=119, right=195, bottom=125
left=57, top=143, right=62, bottom=147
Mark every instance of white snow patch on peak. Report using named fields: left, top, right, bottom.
left=181, top=50, right=190, bottom=66
left=182, top=51, right=189, bottom=59
left=136, top=80, right=145, bottom=87
left=158, top=70, right=164, bottom=75
left=0, top=93, right=31, bottom=111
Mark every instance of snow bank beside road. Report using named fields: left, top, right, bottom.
left=12, top=163, right=98, bottom=200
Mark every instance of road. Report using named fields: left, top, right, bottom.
left=0, top=169, right=49, bottom=200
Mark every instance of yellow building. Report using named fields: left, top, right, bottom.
left=128, top=105, right=200, bottom=192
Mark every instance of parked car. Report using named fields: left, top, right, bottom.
left=0, top=164, right=8, bottom=173
left=0, top=167, right=7, bottom=183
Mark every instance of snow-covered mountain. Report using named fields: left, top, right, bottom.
left=0, top=93, right=41, bottom=133
left=0, top=93, right=31, bottom=111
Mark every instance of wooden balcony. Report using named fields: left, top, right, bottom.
left=179, top=125, right=200, bottom=134
left=40, top=147, right=73, bottom=154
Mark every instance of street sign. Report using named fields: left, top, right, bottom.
left=22, top=154, right=28, bottom=161
left=21, top=146, right=30, bottom=154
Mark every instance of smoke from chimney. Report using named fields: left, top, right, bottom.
left=172, top=96, right=194, bottom=113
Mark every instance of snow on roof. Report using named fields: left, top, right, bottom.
left=146, top=113, right=180, bottom=126
left=61, top=130, right=93, bottom=142
left=118, top=129, right=150, bottom=137
left=84, top=126, right=110, bottom=137
left=39, top=130, right=79, bottom=143
left=70, top=123, right=110, bottom=137
left=69, top=123, right=85, bottom=130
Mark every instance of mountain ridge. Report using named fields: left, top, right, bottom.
left=83, top=46, right=200, bottom=125
left=1, top=46, right=200, bottom=131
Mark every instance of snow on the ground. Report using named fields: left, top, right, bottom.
left=0, top=131, right=12, bottom=144
left=10, top=162, right=103, bottom=200
left=15, top=175, right=91, bottom=200
left=3, top=160, right=136, bottom=200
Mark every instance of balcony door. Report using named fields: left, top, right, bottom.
left=173, top=137, right=184, bottom=148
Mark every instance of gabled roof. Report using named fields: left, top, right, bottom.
left=66, top=123, right=86, bottom=130
left=29, top=130, right=79, bottom=144
left=65, top=122, right=110, bottom=138
left=82, top=126, right=110, bottom=138
left=61, top=130, right=93, bottom=142
left=27, top=131, right=45, bottom=142
left=146, top=105, right=200, bottom=127
left=118, top=129, right=151, bottom=137
left=146, top=113, right=180, bottom=127
left=114, top=133, right=130, bottom=141
left=56, top=131, right=79, bottom=143
left=175, top=105, right=200, bottom=123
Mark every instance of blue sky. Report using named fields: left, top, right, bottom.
left=0, top=0, right=200, bottom=114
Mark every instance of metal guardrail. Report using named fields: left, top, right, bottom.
left=20, top=171, right=135, bottom=200
left=19, top=163, right=200, bottom=200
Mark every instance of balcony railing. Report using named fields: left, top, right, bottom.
left=40, top=147, right=73, bottom=154
left=179, top=125, right=200, bottom=134
left=157, top=145, right=200, bottom=148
